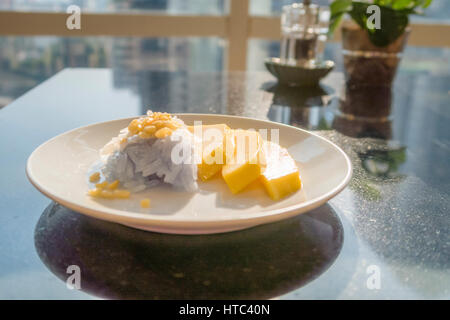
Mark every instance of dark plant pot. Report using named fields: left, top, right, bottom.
left=341, top=22, right=410, bottom=86
left=341, top=85, right=392, bottom=118
left=333, top=84, right=393, bottom=140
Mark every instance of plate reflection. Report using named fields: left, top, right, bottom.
left=35, top=202, right=343, bottom=299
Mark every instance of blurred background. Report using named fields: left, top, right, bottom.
left=0, top=0, right=449, bottom=108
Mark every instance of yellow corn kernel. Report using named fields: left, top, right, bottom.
left=89, top=172, right=100, bottom=183
left=128, top=113, right=177, bottom=137
left=140, top=198, right=151, bottom=208
left=128, top=119, right=141, bottom=134
left=166, top=121, right=181, bottom=130
left=113, top=189, right=131, bottom=199
left=154, top=112, right=165, bottom=118
left=143, top=125, right=157, bottom=134
left=88, top=188, right=101, bottom=197
left=129, top=119, right=140, bottom=127
left=152, top=120, right=168, bottom=128
left=128, top=125, right=139, bottom=134
left=95, top=181, right=108, bottom=189
left=142, top=117, right=154, bottom=126
left=120, top=138, right=128, bottom=144
left=155, top=127, right=173, bottom=139
left=88, top=186, right=130, bottom=199
left=159, top=114, right=171, bottom=120
left=139, top=131, right=152, bottom=139
left=100, top=189, right=114, bottom=199
left=107, top=180, right=120, bottom=190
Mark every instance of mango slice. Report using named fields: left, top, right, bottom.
left=222, top=129, right=264, bottom=194
left=189, top=124, right=232, bottom=181
left=260, top=141, right=301, bottom=200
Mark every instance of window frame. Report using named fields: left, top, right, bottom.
left=0, top=0, right=449, bottom=71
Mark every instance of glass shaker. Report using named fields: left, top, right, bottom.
left=280, top=1, right=330, bottom=66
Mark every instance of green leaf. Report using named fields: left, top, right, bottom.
left=328, top=0, right=352, bottom=35
left=395, top=0, right=433, bottom=9
left=330, top=0, right=352, bottom=14
left=392, top=0, right=413, bottom=10
left=349, top=2, right=410, bottom=47
left=328, top=0, right=433, bottom=44
left=421, top=0, right=433, bottom=8
left=328, top=13, right=345, bottom=36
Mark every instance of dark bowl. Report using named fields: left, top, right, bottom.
left=265, top=57, right=334, bottom=87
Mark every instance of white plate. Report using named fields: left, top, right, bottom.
left=27, top=114, right=352, bottom=234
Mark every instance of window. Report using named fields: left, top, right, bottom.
left=249, top=0, right=450, bottom=22
left=0, top=36, right=225, bottom=102
left=0, top=0, right=227, bottom=15
left=0, top=0, right=449, bottom=108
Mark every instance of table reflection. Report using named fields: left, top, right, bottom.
left=334, top=84, right=406, bottom=179
left=263, top=80, right=394, bottom=139
left=333, top=85, right=393, bottom=140
left=263, top=82, right=334, bottom=109
left=265, top=82, right=336, bottom=130
left=263, top=80, right=409, bottom=179
left=35, top=202, right=343, bottom=299
left=260, top=79, right=450, bottom=273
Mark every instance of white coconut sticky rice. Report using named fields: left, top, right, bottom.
left=99, top=114, right=198, bottom=192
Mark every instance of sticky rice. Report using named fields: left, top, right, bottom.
left=99, top=112, right=198, bottom=192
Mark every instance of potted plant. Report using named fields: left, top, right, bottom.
left=329, top=0, right=433, bottom=85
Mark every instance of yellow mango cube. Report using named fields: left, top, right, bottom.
left=222, top=129, right=264, bottom=194
left=189, top=124, right=232, bottom=181
left=260, top=141, right=301, bottom=200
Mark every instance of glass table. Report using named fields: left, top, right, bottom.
left=0, top=68, right=448, bottom=299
